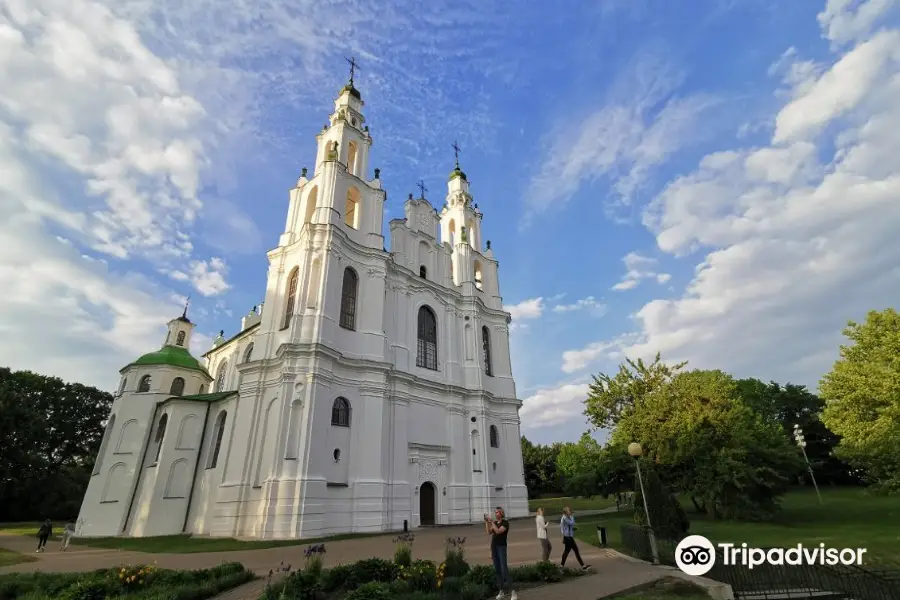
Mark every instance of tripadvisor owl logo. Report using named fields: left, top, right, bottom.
left=675, top=535, right=717, bottom=576
left=675, top=535, right=868, bottom=576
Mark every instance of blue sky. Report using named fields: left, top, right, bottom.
left=2, top=0, right=900, bottom=445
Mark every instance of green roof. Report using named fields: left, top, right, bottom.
left=164, top=391, right=237, bottom=403
left=341, top=83, right=361, bottom=99
left=448, top=167, right=467, bottom=181
left=122, top=345, right=210, bottom=376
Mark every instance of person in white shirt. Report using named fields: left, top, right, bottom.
left=535, top=507, right=552, bottom=562
left=59, top=522, right=76, bottom=551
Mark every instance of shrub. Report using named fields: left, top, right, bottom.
left=344, top=581, right=392, bottom=600
left=392, top=533, right=415, bottom=567
left=303, top=543, right=327, bottom=577
left=510, top=561, right=563, bottom=583
left=443, top=537, right=469, bottom=578
left=320, top=564, right=353, bottom=593
left=264, top=569, right=321, bottom=600
left=461, top=564, right=497, bottom=591
left=438, top=575, right=462, bottom=595
left=458, top=582, right=491, bottom=600
left=633, top=463, right=690, bottom=540
left=347, top=558, right=398, bottom=589
left=397, top=560, right=437, bottom=592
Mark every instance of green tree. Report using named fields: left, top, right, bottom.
left=521, top=437, right=563, bottom=497
left=632, top=462, right=690, bottom=540
left=736, top=378, right=862, bottom=486
left=555, top=432, right=602, bottom=479
left=584, top=353, right=686, bottom=431
left=820, top=309, right=900, bottom=494
left=564, top=443, right=635, bottom=499
left=610, top=368, right=802, bottom=520
left=0, top=367, right=113, bottom=520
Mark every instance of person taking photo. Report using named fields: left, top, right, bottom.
left=485, top=507, right=517, bottom=600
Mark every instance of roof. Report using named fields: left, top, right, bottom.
left=341, top=83, right=361, bottom=99
left=121, top=345, right=210, bottom=376
left=448, top=166, right=467, bottom=181
left=202, top=322, right=260, bottom=357
left=163, top=391, right=237, bottom=404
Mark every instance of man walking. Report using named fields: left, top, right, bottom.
left=35, top=519, right=52, bottom=553
left=560, top=507, right=589, bottom=570
left=485, top=507, right=517, bottom=600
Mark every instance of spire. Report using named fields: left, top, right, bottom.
left=340, top=56, right=362, bottom=99
left=449, top=140, right=467, bottom=181
left=417, top=179, right=428, bottom=200
left=178, top=294, right=192, bottom=323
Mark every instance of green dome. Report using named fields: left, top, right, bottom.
left=341, top=83, right=361, bottom=99
left=122, top=345, right=209, bottom=375
left=448, top=167, right=467, bottom=181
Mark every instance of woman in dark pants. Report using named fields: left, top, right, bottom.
left=559, top=507, right=589, bottom=570
left=485, top=507, right=517, bottom=600
left=36, top=519, right=52, bottom=553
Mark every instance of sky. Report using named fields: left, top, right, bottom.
left=2, top=0, right=899, bottom=446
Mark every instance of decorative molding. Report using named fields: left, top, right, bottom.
left=408, top=443, right=451, bottom=453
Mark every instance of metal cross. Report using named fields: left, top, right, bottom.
left=346, top=56, right=359, bottom=86
left=417, top=180, right=427, bottom=198
left=452, top=141, right=461, bottom=168
left=182, top=293, right=191, bottom=318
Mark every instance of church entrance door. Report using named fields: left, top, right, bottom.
left=420, top=482, right=436, bottom=526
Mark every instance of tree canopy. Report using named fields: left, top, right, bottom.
left=820, top=308, right=900, bottom=494
left=0, top=367, right=113, bottom=520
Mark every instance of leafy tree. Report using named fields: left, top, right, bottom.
left=736, top=378, right=862, bottom=486
left=820, top=309, right=900, bottom=494
left=555, top=432, right=602, bottom=479
left=609, top=368, right=803, bottom=520
left=564, top=443, right=635, bottom=499
left=632, top=462, right=690, bottom=540
left=584, top=353, right=686, bottom=431
left=521, top=437, right=563, bottom=497
left=0, top=367, right=113, bottom=520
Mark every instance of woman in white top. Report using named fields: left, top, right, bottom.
left=535, top=507, right=552, bottom=562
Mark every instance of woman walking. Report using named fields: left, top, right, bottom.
left=35, top=519, right=52, bottom=553
left=535, top=507, right=551, bottom=562
left=560, top=507, right=589, bottom=570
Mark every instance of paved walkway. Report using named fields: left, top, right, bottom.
left=0, top=509, right=664, bottom=599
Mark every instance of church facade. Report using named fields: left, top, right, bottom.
left=76, top=74, right=528, bottom=540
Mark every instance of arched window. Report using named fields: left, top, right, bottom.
left=347, top=141, right=358, bottom=175
left=419, top=266, right=427, bottom=279
left=304, top=186, right=318, bottom=225
left=482, top=326, right=493, bottom=376
left=199, top=385, right=207, bottom=395
left=153, top=414, right=168, bottom=464
left=282, top=267, right=299, bottom=330
left=243, top=343, right=254, bottom=363
left=489, top=425, right=499, bottom=448
left=448, top=219, right=456, bottom=246
left=215, top=362, right=228, bottom=392
left=416, top=306, right=438, bottom=370
left=206, top=411, right=227, bottom=469
left=331, top=397, right=351, bottom=427
left=170, top=377, right=185, bottom=396
left=175, top=330, right=186, bottom=346
left=339, top=267, right=358, bottom=330
left=474, top=260, right=483, bottom=290
left=118, top=378, right=127, bottom=395
left=345, top=187, right=361, bottom=229
left=93, top=415, right=116, bottom=475
left=137, top=375, right=151, bottom=393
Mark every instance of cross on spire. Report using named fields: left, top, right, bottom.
left=417, top=180, right=427, bottom=199
left=452, top=141, right=461, bottom=168
left=346, top=56, right=359, bottom=87
left=182, top=293, right=191, bottom=319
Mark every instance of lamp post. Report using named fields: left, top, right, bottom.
left=628, top=442, right=659, bottom=564
left=793, top=424, right=823, bottom=506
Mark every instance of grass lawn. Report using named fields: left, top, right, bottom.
left=0, top=524, right=60, bottom=540
left=527, top=495, right=617, bottom=514
left=576, top=487, right=900, bottom=564
left=0, top=550, right=34, bottom=568
left=610, top=577, right=713, bottom=599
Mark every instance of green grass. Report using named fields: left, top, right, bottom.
left=576, top=487, right=900, bottom=564
left=527, top=495, right=617, bottom=514
left=0, top=550, right=35, bottom=568
left=0, top=523, right=60, bottom=540
left=610, top=577, right=712, bottom=599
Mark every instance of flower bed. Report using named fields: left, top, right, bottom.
left=261, top=537, right=588, bottom=600
left=0, top=561, right=254, bottom=600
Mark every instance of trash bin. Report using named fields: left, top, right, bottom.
left=597, top=525, right=607, bottom=547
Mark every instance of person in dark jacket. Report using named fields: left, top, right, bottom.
left=36, top=519, right=52, bottom=553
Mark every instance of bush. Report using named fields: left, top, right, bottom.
left=458, top=582, right=491, bottom=600
left=262, top=569, right=321, bottom=600
left=392, top=533, right=415, bottom=567
left=443, top=537, right=469, bottom=578
left=320, top=564, right=353, bottom=593
left=398, top=560, right=437, bottom=592
left=510, top=561, right=563, bottom=583
left=461, top=565, right=497, bottom=591
left=344, top=581, right=391, bottom=600
left=347, top=558, right=398, bottom=589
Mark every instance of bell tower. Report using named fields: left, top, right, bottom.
left=439, top=144, right=485, bottom=287
left=314, top=57, right=372, bottom=179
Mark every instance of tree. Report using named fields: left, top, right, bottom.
left=564, top=443, right=635, bottom=499
left=820, top=309, right=900, bottom=494
left=609, top=368, right=803, bottom=520
left=521, top=437, right=563, bottom=497
left=632, top=462, right=690, bottom=540
left=556, top=432, right=602, bottom=479
left=736, top=378, right=862, bottom=486
left=584, top=353, right=686, bottom=431
left=0, top=367, right=113, bottom=520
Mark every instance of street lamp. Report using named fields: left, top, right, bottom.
left=793, top=424, right=823, bottom=506
left=628, top=442, right=659, bottom=564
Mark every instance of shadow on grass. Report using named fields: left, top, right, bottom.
left=0, top=549, right=36, bottom=568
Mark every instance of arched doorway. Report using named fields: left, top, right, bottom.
left=420, top=481, right=436, bottom=526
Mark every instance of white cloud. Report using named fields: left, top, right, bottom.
left=505, top=297, right=545, bottom=321
left=523, top=49, right=720, bottom=224
left=586, top=2, right=900, bottom=390
left=610, top=252, right=672, bottom=291
left=552, top=296, right=608, bottom=317
left=166, top=257, right=231, bottom=297
left=520, top=382, right=590, bottom=429
left=818, top=0, right=897, bottom=46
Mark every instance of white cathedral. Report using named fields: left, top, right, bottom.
left=76, top=72, right=528, bottom=540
